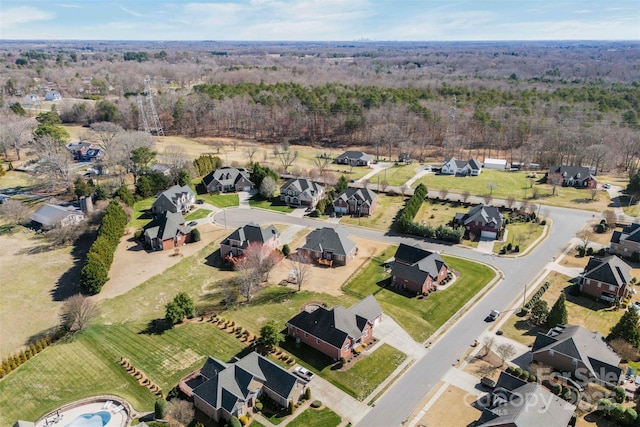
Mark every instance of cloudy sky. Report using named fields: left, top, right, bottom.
left=1, top=0, right=639, bottom=41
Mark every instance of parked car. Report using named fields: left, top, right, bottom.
left=488, top=310, right=500, bottom=321
left=603, top=184, right=611, bottom=189
left=293, top=366, right=314, bottom=381
left=196, top=199, right=205, bottom=204
left=630, top=302, right=640, bottom=312
left=187, top=221, right=198, bottom=227
left=481, top=376, right=496, bottom=389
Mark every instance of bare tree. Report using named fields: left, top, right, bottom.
left=89, top=121, right=124, bottom=165
left=482, top=335, right=495, bottom=357
left=162, top=145, right=189, bottom=171
left=234, top=256, right=261, bottom=303
left=461, top=190, right=471, bottom=203
left=313, top=150, right=333, bottom=177
left=35, top=135, right=74, bottom=193
left=0, top=115, right=36, bottom=160
left=45, top=220, right=86, bottom=246
left=235, top=242, right=282, bottom=301
left=487, top=182, right=497, bottom=195
left=506, top=196, right=516, bottom=209
left=548, top=173, right=564, bottom=196
left=0, top=199, right=30, bottom=224
left=380, top=180, right=389, bottom=192
left=609, top=338, right=640, bottom=363
left=602, top=210, right=618, bottom=228
left=166, top=398, right=194, bottom=427
left=259, top=176, right=277, bottom=199
left=483, top=194, right=493, bottom=205
left=530, top=187, right=539, bottom=199
left=577, top=228, right=593, bottom=251
left=245, top=142, right=259, bottom=163
left=588, top=187, right=599, bottom=201
left=495, top=342, right=516, bottom=367
left=400, top=183, right=411, bottom=196
left=111, top=131, right=154, bottom=177
left=439, top=188, right=449, bottom=200
left=290, top=252, right=312, bottom=291
left=60, top=294, right=99, bottom=332
left=274, top=141, right=298, bottom=171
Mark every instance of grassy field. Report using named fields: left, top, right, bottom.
left=378, top=164, right=422, bottom=187
left=501, top=271, right=625, bottom=346
left=185, top=208, right=212, bottom=220
left=340, top=193, right=406, bottom=230
left=0, top=169, right=39, bottom=190
left=286, top=407, right=341, bottom=427
left=199, top=194, right=239, bottom=208
left=343, top=246, right=496, bottom=342
left=130, top=197, right=156, bottom=229
left=494, top=222, right=545, bottom=254
left=249, top=196, right=295, bottom=213
left=413, top=199, right=467, bottom=227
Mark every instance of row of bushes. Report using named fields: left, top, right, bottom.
left=505, top=366, right=537, bottom=383
left=541, top=379, right=578, bottom=402
left=523, top=281, right=550, bottom=312
left=0, top=336, right=55, bottom=379
left=577, top=245, right=606, bottom=257
left=597, top=399, right=638, bottom=426
left=80, top=200, right=128, bottom=294
left=396, top=183, right=428, bottom=228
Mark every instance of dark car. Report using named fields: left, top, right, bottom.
left=187, top=221, right=198, bottom=227
left=196, top=199, right=205, bottom=204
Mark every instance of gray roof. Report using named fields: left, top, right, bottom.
left=192, top=352, right=300, bottom=413
left=444, top=157, right=481, bottom=171
left=390, top=243, right=447, bottom=285
left=334, top=187, right=377, bottom=206
left=548, top=165, right=596, bottom=182
left=280, top=178, right=324, bottom=197
left=287, top=295, right=382, bottom=348
left=222, top=223, right=278, bottom=249
left=532, top=324, right=621, bottom=383
left=152, top=185, right=195, bottom=212
left=583, top=255, right=631, bottom=288
left=301, top=227, right=356, bottom=257
left=479, top=380, right=575, bottom=427
left=144, top=211, right=191, bottom=241
left=335, top=151, right=374, bottom=162
left=460, top=204, right=504, bottom=229
left=202, top=167, right=252, bottom=188
left=30, top=204, right=84, bottom=227
left=611, top=223, right=640, bottom=244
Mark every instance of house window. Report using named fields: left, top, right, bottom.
left=597, top=283, right=601, bottom=288
left=345, top=343, right=351, bottom=350
left=549, top=349, right=555, bottom=356
left=610, top=285, right=616, bottom=292
left=316, top=338, right=320, bottom=344
left=304, top=332, right=308, bottom=338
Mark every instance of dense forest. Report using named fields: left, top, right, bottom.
left=1, top=40, right=639, bottom=173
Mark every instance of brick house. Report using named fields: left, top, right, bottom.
left=219, top=223, right=280, bottom=259
left=286, top=295, right=383, bottom=360
left=181, top=352, right=306, bottom=424
left=548, top=166, right=598, bottom=189
left=610, top=223, right=640, bottom=259
left=334, top=151, right=374, bottom=166
left=580, top=255, right=632, bottom=303
left=143, top=211, right=192, bottom=251
left=297, top=227, right=356, bottom=266
left=389, top=243, right=449, bottom=295
left=333, top=187, right=378, bottom=216
left=151, top=185, right=196, bottom=214
left=202, top=166, right=253, bottom=193
left=280, top=178, right=324, bottom=208
left=454, top=204, right=504, bottom=240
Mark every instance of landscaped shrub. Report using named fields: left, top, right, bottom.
left=228, top=416, right=242, bottom=427
left=255, top=400, right=263, bottom=412
left=528, top=374, right=537, bottom=382
left=596, top=398, right=613, bottom=416
left=520, top=371, right=529, bottom=381
left=288, top=401, right=294, bottom=415
left=190, top=228, right=201, bottom=242
left=586, top=247, right=594, bottom=256
left=613, top=386, right=626, bottom=403
left=305, top=387, right=311, bottom=400
left=238, top=415, right=248, bottom=426
left=506, top=366, right=515, bottom=375
left=154, top=398, right=167, bottom=419
left=282, top=244, right=291, bottom=256
left=625, top=408, right=638, bottom=425
left=310, top=400, right=322, bottom=409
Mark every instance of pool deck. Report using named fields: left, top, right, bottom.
left=35, top=400, right=128, bottom=427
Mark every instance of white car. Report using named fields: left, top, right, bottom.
left=294, top=366, right=314, bottom=381
left=488, top=310, right=501, bottom=321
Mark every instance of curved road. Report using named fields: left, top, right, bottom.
left=214, top=205, right=595, bottom=426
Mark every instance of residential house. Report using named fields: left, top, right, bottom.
left=22, top=94, right=40, bottom=105
left=483, top=158, right=508, bottom=170
left=297, top=227, right=356, bottom=266
left=454, top=204, right=504, bottom=240
left=548, top=166, right=597, bottom=188
left=151, top=185, right=196, bottom=214
left=287, top=295, right=383, bottom=360
left=181, top=352, right=306, bottom=424
left=610, top=223, right=640, bottom=259
left=334, top=151, right=374, bottom=167
left=580, top=255, right=632, bottom=303
left=30, top=204, right=85, bottom=229
left=65, top=142, right=103, bottom=161
left=44, top=90, right=62, bottom=101
left=219, top=223, right=280, bottom=259
left=0, top=194, right=10, bottom=204
left=532, top=324, right=622, bottom=387
left=150, top=163, right=172, bottom=177
left=143, top=211, right=191, bottom=251
left=280, top=178, right=324, bottom=208
left=389, top=243, right=449, bottom=295
left=202, top=166, right=253, bottom=193
left=333, top=187, right=378, bottom=216
left=477, top=371, right=575, bottom=427
left=441, top=157, right=482, bottom=176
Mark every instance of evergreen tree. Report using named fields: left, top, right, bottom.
left=114, top=184, right=135, bottom=207
left=529, top=299, right=549, bottom=325
left=547, top=293, right=569, bottom=328
left=94, top=185, right=108, bottom=201
left=336, top=175, right=349, bottom=192
left=190, top=228, right=201, bottom=242
left=608, top=308, right=640, bottom=348
left=74, top=177, right=92, bottom=200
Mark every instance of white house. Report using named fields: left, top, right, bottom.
left=44, top=90, right=62, bottom=101
left=441, top=158, right=482, bottom=176
left=30, top=204, right=85, bottom=229
left=483, top=158, right=508, bottom=170
left=22, top=94, right=41, bottom=105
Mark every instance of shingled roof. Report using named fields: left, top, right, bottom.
left=334, top=187, right=377, bottom=206
left=582, top=255, right=631, bottom=288
left=202, top=167, right=252, bottom=188
left=222, top=223, right=278, bottom=249
left=611, top=223, right=640, bottom=244
left=144, top=211, right=191, bottom=241
left=456, top=204, right=504, bottom=229
left=301, top=227, right=355, bottom=257
left=287, top=295, right=382, bottom=349
left=390, top=243, right=447, bottom=285
left=335, top=151, right=374, bottom=162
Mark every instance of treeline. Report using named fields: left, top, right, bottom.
left=80, top=200, right=128, bottom=294
left=193, top=155, right=223, bottom=177
left=0, top=336, right=54, bottom=379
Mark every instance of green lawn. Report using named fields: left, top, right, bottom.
left=200, top=193, right=239, bottom=208
left=340, top=193, right=407, bottom=231
left=494, top=221, right=545, bottom=254
left=131, top=197, right=156, bottom=229
left=0, top=322, right=245, bottom=424
left=249, top=196, right=295, bottom=213
left=343, top=246, right=496, bottom=342
left=185, top=208, right=212, bottom=220
left=287, top=407, right=341, bottom=427
left=378, top=164, right=421, bottom=187
left=413, top=199, right=468, bottom=227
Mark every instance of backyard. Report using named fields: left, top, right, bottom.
left=340, top=193, right=406, bottom=231
left=494, top=221, right=546, bottom=254
left=343, top=245, right=496, bottom=342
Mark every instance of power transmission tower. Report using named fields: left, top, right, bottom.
left=137, top=77, right=164, bottom=136
left=137, top=95, right=150, bottom=134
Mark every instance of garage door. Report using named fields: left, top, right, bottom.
left=481, top=230, right=497, bottom=239
left=243, top=186, right=251, bottom=191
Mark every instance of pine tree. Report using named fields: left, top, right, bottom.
left=608, top=308, right=640, bottom=348
left=547, top=293, right=569, bottom=328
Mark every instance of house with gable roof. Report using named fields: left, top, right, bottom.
left=441, top=157, right=482, bottom=176
left=220, top=223, right=280, bottom=259
left=477, top=371, right=576, bottom=427
left=151, top=185, right=196, bottom=214
left=180, top=352, right=306, bottom=424
left=44, top=90, right=62, bottom=101
left=286, top=295, right=383, bottom=360
left=333, top=187, right=378, bottom=216
left=579, top=255, right=632, bottom=303
left=389, top=243, right=449, bottom=295
left=532, top=324, right=622, bottom=387
left=334, top=151, right=374, bottom=167
left=280, top=178, right=324, bottom=208
left=454, top=204, right=504, bottom=240
left=30, top=204, right=85, bottom=230
left=143, top=211, right=192, bottom=251
left=202, top=166, right=253, bottom=193
left=297, top=227, right=356, bottom=266
left=548, top=166, right=597, bottom=189
left=610, top=223, right=640, bottom=259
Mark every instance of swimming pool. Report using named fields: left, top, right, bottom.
left=65, top=411, right=111, bottom=427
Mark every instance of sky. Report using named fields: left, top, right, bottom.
left=1, top=0, right=639, bottom=41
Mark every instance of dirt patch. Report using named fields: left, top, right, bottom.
left=463, top=350, right=503, bottom=380
left=268, top=236, right=384, bottom=296
left=417, top=385, right=481, bottom=427
left=558, top=248, right=591, bottom=269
